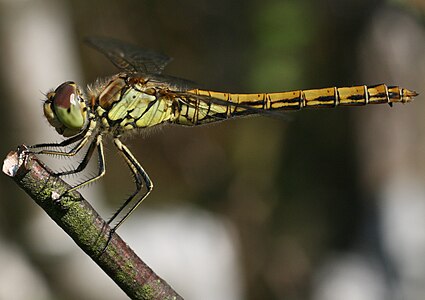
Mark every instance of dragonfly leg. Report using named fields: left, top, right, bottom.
left=29, top=130, right=86, bottom=151
left=28, top=120, right=96, bottom=157
left=55, top=138, right=98, bottom=177
left=107, top=138, right=153, bottom=231
left=64, top=134, right=106, bottom=194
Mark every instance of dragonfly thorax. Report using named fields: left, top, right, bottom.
left=43, top=81, right=88, bottom=137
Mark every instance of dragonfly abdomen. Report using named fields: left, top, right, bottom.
left=195, top=84, right=415, bottom=109
left=178, top=84, right=417, bottom=126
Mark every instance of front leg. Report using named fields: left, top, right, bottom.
left=28, top=120, right=96, bottom=157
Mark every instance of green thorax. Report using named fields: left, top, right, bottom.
left=94, top=75, right=176, bottom=132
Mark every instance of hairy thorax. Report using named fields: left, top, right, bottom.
left=87, top=74, right=177, bottom=137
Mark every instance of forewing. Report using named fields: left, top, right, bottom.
left=85, top=37, right=172, bottom=74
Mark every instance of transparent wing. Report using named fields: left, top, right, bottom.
left=145, top=74, right=198, bottom=92
left=85, top=37, right=172, bottom=74
left=171, top=91, right=292, bottom=121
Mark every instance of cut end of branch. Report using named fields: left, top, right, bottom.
left=3, top=150, right=22, bottom=177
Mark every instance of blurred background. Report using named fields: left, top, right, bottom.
left=0, top=0, right=424, bottom=299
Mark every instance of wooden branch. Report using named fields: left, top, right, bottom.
left=3, top=147, right=183, bottom=300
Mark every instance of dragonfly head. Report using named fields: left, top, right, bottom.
left=43, top=81, right=88, bottom=137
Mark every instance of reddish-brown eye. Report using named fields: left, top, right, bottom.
left=53, top=81, right=77, bottom=109
left=43, top=81, right=88, bottom=137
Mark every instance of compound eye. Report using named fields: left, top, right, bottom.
left=52, top=81, right=86, bottom=130
left=43, top=81, right=87, bottom=137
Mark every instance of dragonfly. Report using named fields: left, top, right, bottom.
left=28, top=37, right=418, bottom=234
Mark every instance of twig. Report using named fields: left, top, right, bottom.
left=2, top=147, right=183, bottom=300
